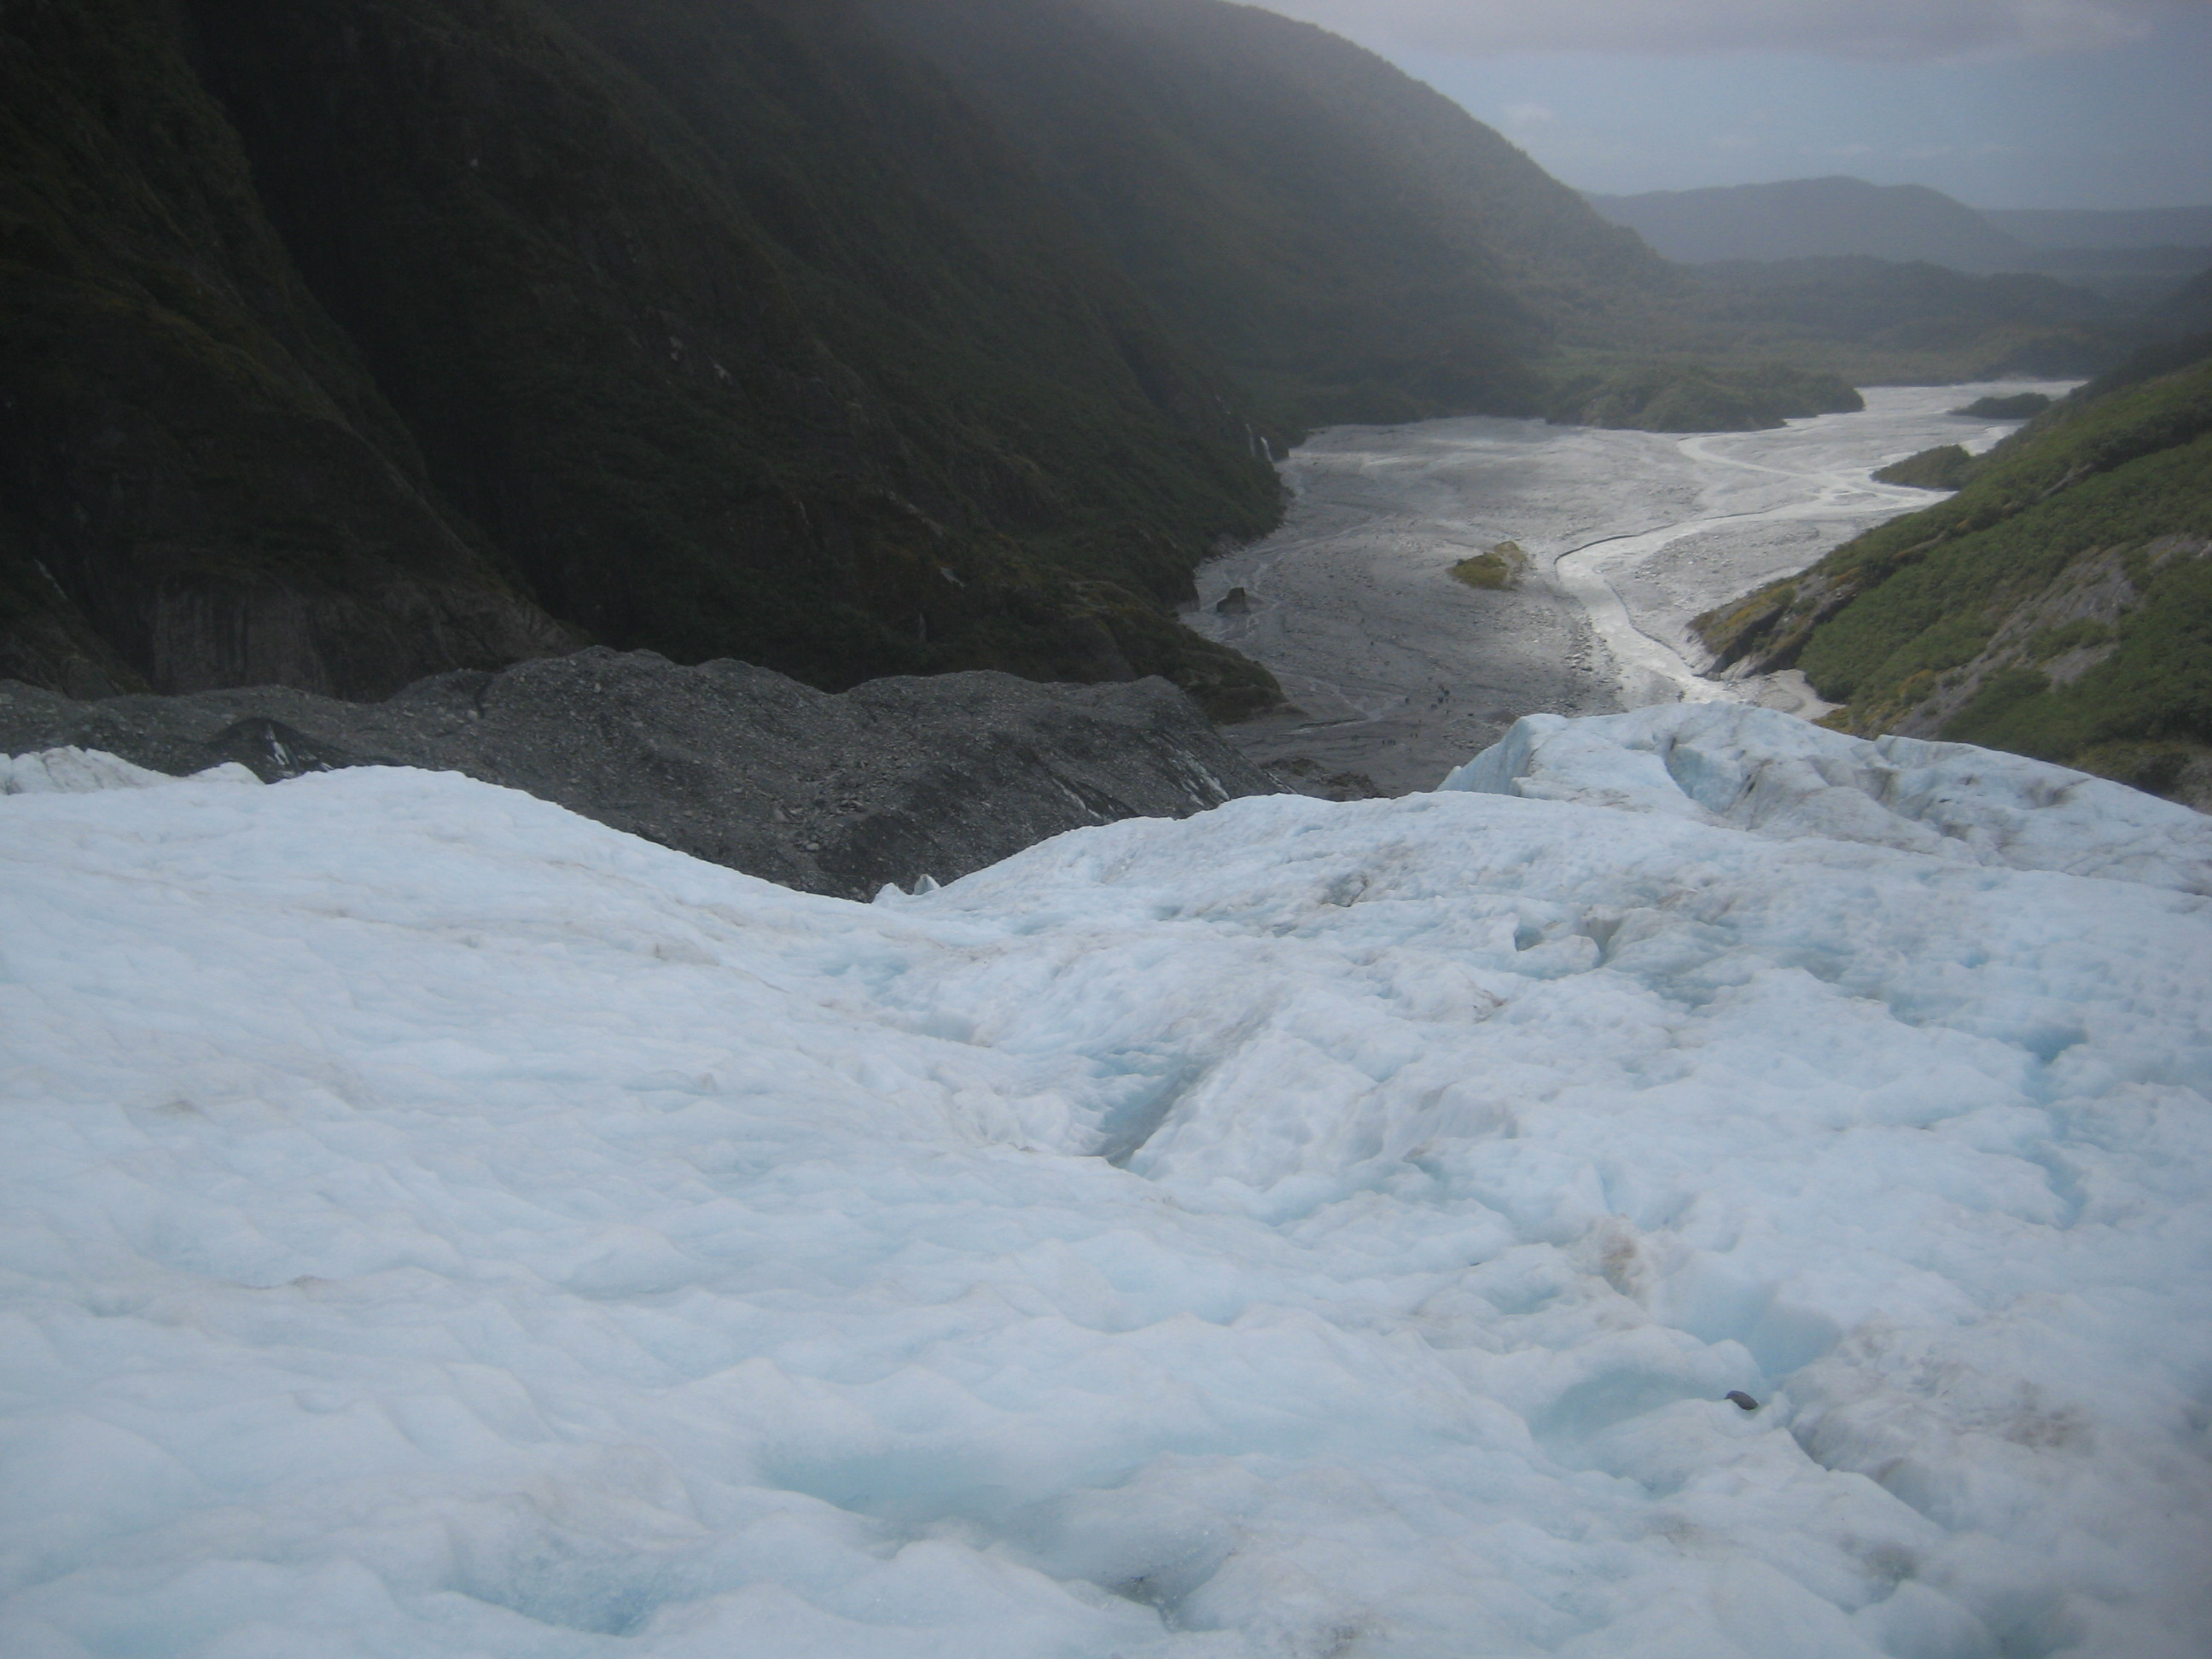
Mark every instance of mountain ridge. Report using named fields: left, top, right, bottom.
left=1588, top=177, right=2212, bottom=308
left=864, top=0, right=1683, bottom=426
left=1586, top=176, right=2033, bottom=271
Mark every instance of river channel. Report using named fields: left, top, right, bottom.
left=1188, top=381, right=2076, bottom=795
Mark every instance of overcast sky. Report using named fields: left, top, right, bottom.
left=1252, top=0, right=2212, bottom=208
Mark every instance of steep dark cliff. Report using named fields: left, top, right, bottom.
left=185, top=0, right=1301, bottom=701
left=0, top=0, right=579, bottom=699
left=3, top=0, right=1289, bottom=708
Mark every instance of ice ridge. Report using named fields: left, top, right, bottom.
left=1443, top=702, right=2212, bottom=894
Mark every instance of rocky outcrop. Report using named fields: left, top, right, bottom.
left=0, top=649, right=1282, bottom=897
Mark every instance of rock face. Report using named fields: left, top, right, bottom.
left=0, top=649, right=1281, bottom=898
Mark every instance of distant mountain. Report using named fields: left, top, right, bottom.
left=2012, top=246, right=2212, bottom=307
left=1586, top=177, right=2032, bottom=271
left=1982, top=205, right=2212, bottom=251
left=1679, top=257, right=2124, bottom=379
left=1979, top=208, right=2212, bottom=308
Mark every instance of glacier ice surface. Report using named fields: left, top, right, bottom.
left=2, top=717, right=2209, bottom=1658
left=1444, top=703, right=2212, bottom=894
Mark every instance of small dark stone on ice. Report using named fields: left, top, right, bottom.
left=1214, top=586, right=1252, bottom=615
left=1726, top=1390, right=1761, bottom=1412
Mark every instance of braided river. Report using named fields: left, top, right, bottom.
left=1190, top=380, right=2077, bottom=795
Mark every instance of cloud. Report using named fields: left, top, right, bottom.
left=1256, top=0, right=2186, bottom=61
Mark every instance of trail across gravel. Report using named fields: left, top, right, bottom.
left=1190, top=382, right=2073, bottom=794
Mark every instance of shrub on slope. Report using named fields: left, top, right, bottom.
left=1872, top=445, right=1977, bottom=490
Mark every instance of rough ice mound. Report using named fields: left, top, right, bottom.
left=3, top=749, right=2209, bottom=1657
left=1441, top=703, right=2212, bottom=894
left=0, top=744, right=257, bottom=795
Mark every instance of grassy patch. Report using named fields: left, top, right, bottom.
left=2028, top=619, right=2114, bottom=661
left=1450, top=541, right=1530, bottom=591
left=1873, top=445, right=1976, bottom=490
left=1954, top=392, right=2052, bottom=419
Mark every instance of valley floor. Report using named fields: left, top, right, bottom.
left=1190, top=383, right=2075, bottom=794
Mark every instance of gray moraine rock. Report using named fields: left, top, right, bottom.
left=0, top=649, right=1283, bottom=899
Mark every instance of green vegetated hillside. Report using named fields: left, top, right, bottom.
left=1697, top=337, right=2212, bottom=803
left=1545, top=362, right=1860, bottom=433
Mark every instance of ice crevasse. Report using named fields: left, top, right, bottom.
left=1, top=707, right=2209, bottom=1658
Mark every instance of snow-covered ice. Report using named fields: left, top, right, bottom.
left=1445, top=705, right=2212, bottom=895
left=0, top=746, right=254, bottom=796
left=3, top=720, right=2209, bottom=1657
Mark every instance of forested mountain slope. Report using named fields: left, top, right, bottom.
left=5, top=0, right=1314, bottom=709
left=3, top=0, right=1685, bottom=710
left=0, top=0, right=584, bottom=700
left=1677, top=257, right=2126, bottom=381
left=870, top=0, right=1679, bottom=427
left=1697, top=338, right=2212, bottom=802
left=2156, top=264, right=2212, bottom=337
left=1987, top=204, right=2212, bottom=250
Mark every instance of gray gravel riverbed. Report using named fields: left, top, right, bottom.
left=1190, top=381, right=2075, bottom=795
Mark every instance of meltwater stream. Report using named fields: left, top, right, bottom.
left=1190, top=381, right=2075, bottom=795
